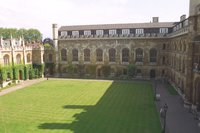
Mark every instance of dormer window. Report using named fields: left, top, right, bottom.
left=109, top=29, right=117, bottom=35
left=72, top=31, right=79, bottom=36
left=160, top=28, right=168, bottom=34
left=96, top=30, right=103, bottom=35
left=136, top=29, right=144, bottom=34
left=61, top=31, right=67, bottom=36
left=122, top=29, right=130, bottom=35
left=84, top=30, right=91, bottom=35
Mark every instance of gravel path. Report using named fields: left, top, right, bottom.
left=0, top=78, right=45, bottom=96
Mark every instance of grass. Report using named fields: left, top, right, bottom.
left=166, top=83, right=178, bottom=95
left=0, top=79, right=161, bottom=133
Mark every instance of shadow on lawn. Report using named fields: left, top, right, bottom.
left=38, top=81, right=159, bottom=133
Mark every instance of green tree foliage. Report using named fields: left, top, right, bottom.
left=0, top=28, right=42, bottom=41
left=43, top=43, right=51, bottom=48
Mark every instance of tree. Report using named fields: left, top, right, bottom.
left=43, top=38, right=53, bottom=46
left=0, top=28, right=42, bottom=41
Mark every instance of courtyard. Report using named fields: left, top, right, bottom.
left=0, top=79, right=161, bottom=133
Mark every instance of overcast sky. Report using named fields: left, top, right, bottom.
left=0, top=0, right=189, bottom=39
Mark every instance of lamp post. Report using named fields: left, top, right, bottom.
left=162, top=103, right=168, bottom=133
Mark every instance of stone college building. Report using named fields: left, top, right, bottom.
left=48, top=0, right=200, bottom=108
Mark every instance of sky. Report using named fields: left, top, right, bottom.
left=0, top=0, right=189, bottom=39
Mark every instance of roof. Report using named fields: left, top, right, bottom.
left=59, top=22, right=175, bottom=31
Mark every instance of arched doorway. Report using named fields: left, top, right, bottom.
left=19, top=70, right=23, bottom=80
left=150, top=69, right=156, bottom=79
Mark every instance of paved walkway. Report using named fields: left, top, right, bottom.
left=155, top=81, right=200, bottom=133
left=0, top=78, right=45, bottom=96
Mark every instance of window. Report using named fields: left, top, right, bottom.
left=84, top=48, right=90, bottom=62
left=72, top=31, right=79, bottom=36
left=109, top=48, right=116, bottom=62
left=122, top=48, right=129, bottom=62
left=109, top=29, right=117, bottom=35
left=96, top=30, right=103, bottom=35
left=122, top=29, right=130, bottom=35
left=61, top=49, right=67, bottom=61
left=96, top=48, right=103, bottom=62
left=61, top=31, right=67, bottom=36
left=136, top=29, right=144, bottom=34
left=136, top=48, right=143, bottom=62
left=160, top=28, right=168, bottom=34
left=150, top=48, right=157, bottom=63
left=16, top=54, right=21, bottom=64
left=84, top=30, right=91, bottom=35
left=3, top=55, right=9, bottom=66
left=27, top=53, right=31, bottom=63
left=72, top=49, right=78, bottom=61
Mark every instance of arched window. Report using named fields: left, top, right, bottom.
left=84, top=48, right=90, bottom=62
left=27, top=53, right=31, bottom=63
left=96, top=48, right=103, bottom=62
left=72, top=49, right=78, bottom=61
left=136, top=48, right=143, bottom=62
left=16, top=54, right=21, bottom=64
left=150, top=48, right=157, bottom=63
left=122, top=48, right=129, bottom=62
left=109, top=48, right=116, bottom=62
left=61, top=49, right=67, bottom=61
left=3, top=54, right=9, bottom=66
left=49, top=54, right=53, bottom=62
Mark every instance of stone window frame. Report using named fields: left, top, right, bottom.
left=16, top=54, right=21, bottom=64
left=136, top=48, right=143, bottom=62
left=122, top=48, right=129, bottom=62
left=84, top=48, right=90, bottom=62
left=27, top=53, right=31, bottom=63
left=149, top=48, right=157, bottom=63
left=109, top=48, right=116, bottom=62
left=61, top=49, right=67, bottom=61
left=72, top=49, right=78, bottom=62
left=96, top=48, right=103, bottom=62
left=3, top=54, right=10, bottom=66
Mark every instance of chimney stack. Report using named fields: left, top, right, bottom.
left=152, top=17, right=159, bottom=23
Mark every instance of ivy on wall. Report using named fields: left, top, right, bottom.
left=33, top=63, right=45, bottom=77
left=0, top=63, right=45, bottom=83
left=13, top=64, right=25, bottom=80
left=0, top=66, right=13, bottom=81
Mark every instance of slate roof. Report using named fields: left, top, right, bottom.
left=59, top=22, right=175, bottom=31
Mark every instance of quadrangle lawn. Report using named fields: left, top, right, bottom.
left=0, top=79, right=161, bottom=133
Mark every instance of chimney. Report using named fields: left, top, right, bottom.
left=180, top=15, right=186, bottom=21
left=152, top=17, right=159, bottom=23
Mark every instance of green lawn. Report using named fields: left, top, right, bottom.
left=0, top=79, right=161, bottom=133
